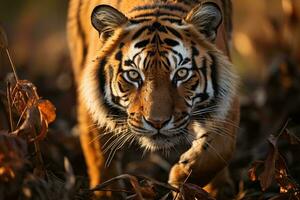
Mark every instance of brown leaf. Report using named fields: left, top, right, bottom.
left=9, top=80, right=39, bottom=114
left=30, top=117, right=48, bottom=142
left=181, top=183, right=215, bottom=200
left=37, top=99, right=56, bottom=124
left=282, top=129, right=300, bottom=145
left=258, top=134, right=278, bottom=191
left=0, top=25, right=8, bottom=49
left=10, top=106, right=41, bottom=140
left=138, top=179, right=156, bottom=199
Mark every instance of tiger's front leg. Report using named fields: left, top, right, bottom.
left=168, top=97, right=239, bottom=199
left=168, top=133, right=235, bottom=199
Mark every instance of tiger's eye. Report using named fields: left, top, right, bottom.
left=127, top=70, right=140, bottom=81
left=176, top=68, right=188, bottom=80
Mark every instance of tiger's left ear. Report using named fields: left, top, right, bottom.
left=185, top=3, right=222, bottom=42
left=91, top=5, right=128, bottom=40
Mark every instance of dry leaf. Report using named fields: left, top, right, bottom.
left=139, top=180, right=156, bottom=199
left=37, top=99, right=56, bottom=124
left=10, top=106, right=41, bottom=139
left=181, top=183, right=215, bottom=200
left=282, top=129, right=300, bottom=145
left=258, top=134, right=278, bottom=191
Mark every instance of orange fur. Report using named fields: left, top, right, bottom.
left=67, top=0, right=238, bottom=198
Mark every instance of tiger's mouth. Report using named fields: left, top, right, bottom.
left=132, top=127, right=191, bottom=151
left=138, top=133, right=187, bottom=151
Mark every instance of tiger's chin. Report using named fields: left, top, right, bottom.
left=137, top=133, right=186, bottom=152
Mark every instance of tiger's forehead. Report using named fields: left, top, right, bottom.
left=128, top=3, right=189, bottom=19
left=122, top=18, right=194, bottom=71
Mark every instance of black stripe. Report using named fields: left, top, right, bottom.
left=165, top=26, right=182, bottom=39
left=134, top=39, right=150, bottom=48
left=99, top=64, right=126, bottom=117
left=177, top=0, right=192, bottom=5
left=75, top=0, right=87, bottom=68
left=149, top=22, right=168, bottom=33
left=132, top=4, right=187, bottom=13
left=164, top=38, right=179, bottom=47
left=133, top=12, right=180, bottom=19
left=150, top=33, right=164, bottom=45
left=129, top=18, right=152, bottom=24
left=164, top=46, right=183, bottom=63
left=192, top=46, right=199, bottom=56
left=189, top=76, right=199, bottom=91
left=111, top=95, right=121, bottom=106
left=161, top=59, right=170, bottom=71
left=200, top=58, right=208, bottom=93
left=98, top=59, right=107, bottom=94
left=124, top=59, right=132, bottom=66
left=160, top=18, right=183, bottom=25
left=144, top=53, right=152, bottom=70
left=180, top=58, right=191, bottom=66
left=132, top=26, right=149, bottom=40
left=175, top=117, right=189, bottom=128
left=193, top=93, right=209, bottom=102
left=115, top=50, right=123, bottom=74
left=208, top=53, right=219, bottom=97
left=132, top=48, right=146, bottom=63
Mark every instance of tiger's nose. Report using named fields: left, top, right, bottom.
left=144, top=116, right=171, bottom=129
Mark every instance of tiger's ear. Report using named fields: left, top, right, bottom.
left=91, top=5, right=128, bottom=40
left=185, top=3, right=222, bottom=42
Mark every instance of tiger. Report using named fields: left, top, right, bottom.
left=67, top=0, right=239, bottom=198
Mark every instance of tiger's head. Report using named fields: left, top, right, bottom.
left=81, top=2, right=237, bottom=151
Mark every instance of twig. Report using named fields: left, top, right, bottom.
left=6, top=82, right=13, bottom=132
left=173, top=170, right=192, bottom=200
left=90, top=174, right=144, bottom=199
left=5, top=49, right=19, bottom=81
left=135, top=175, right=179, bottom=193
left=95, top=188, right=133, bottom=194
left=276, top=119, right=291, bottom=139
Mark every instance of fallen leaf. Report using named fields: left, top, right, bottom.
left=258, top=134, right=278, bottom=191
left=37, top=99, right=56, bottom=124
left=139, top=180, right=156, bottom=199
left=180, top=183, right=215, bottom=200
left=10, top=106, right=41, bottom=140
left=282, top=129, right=300, bottom=145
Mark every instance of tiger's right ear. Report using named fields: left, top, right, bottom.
left=185, top=3, right=222, bottom=42
left=91, top=5, right=128, bottom=40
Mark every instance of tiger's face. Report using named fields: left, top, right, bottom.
left=82, top=3, right=236, bottom=151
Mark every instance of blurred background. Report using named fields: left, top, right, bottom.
left=0, top=0, right=300, bottom=199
